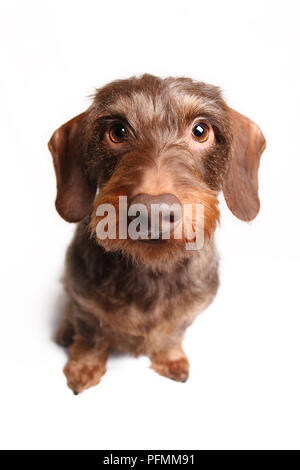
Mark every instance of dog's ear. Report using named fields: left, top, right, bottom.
left=223, top=108, right=266, bottom=221
left=48, top=112, right=96, bottom=223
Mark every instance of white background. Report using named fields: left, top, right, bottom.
left=0, top=0, right=299, bottom=450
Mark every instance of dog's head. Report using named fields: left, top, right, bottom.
left=48, top=74, right=266, bottom=265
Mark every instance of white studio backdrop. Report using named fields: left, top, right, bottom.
left=0, top=0, right=299, bottom=450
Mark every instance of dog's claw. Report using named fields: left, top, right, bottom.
left=151, top=356, right=190, bottom=383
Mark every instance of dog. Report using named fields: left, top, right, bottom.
left=48, top=74, right=266, bottom=394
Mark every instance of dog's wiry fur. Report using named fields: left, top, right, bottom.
left=49, top=74, right=266, bottom=393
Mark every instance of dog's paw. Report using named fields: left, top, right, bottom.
left=64, top=360, right=106, bottom=394
left=151, top=357, right=190, bottom=383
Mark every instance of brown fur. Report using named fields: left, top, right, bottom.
left=48, top=74, right=266, bottom=393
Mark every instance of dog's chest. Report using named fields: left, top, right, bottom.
left=67, top=238, right=219, bottom=350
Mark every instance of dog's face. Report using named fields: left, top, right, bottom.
left=49, top=75, right=266, bottom=265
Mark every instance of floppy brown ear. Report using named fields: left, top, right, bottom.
left=223, top=108, right=266, bottom=221
left=48, top=112, right=96, bottom=223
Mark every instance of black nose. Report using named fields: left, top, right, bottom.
left=128, top=193, right=182, bottom=239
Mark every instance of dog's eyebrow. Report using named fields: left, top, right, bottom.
left=95, top=113, right=129, bottom=123
left=183, top=107, right=220, bottom=123
left=95, top=113, right=134, bottom=130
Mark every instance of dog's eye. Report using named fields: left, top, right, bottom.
left=192, top=122, right=209, bottom=142
left=109, top=123, right=127, bottom=143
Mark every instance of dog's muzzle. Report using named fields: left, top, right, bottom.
left=128, top=193, right=182, bottom=242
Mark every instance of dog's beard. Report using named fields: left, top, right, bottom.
left=89, top=187, right=219, bottom=267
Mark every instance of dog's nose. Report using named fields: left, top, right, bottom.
left=128, top=193, right=182, bottom=239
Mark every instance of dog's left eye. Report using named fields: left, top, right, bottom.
left=109, top=123, right=127, bottom=143
left=192, top=122, right=209, bottom=142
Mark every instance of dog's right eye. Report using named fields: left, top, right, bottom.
left=109, top=123, right=127, bottom=144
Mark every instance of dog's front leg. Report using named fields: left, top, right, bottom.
left=64, top=336, right=109, bottom=394
left=150, top=343, right=189, bottom=383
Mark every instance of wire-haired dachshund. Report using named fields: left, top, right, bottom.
left=48, top=74, right=266, bottom=393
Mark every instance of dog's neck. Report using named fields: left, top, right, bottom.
left=66, top=219, right=218, bottom=313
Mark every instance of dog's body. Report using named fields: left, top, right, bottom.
left=62, top=220, right=218, bottom=355
left=49, top=74, right=266, bottom=393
